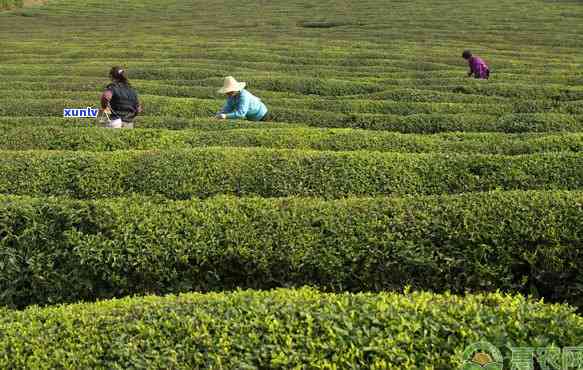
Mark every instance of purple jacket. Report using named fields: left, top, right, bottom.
left=468, top=56, right=490, bottom=79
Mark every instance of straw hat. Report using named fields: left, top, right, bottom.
left=217, top=76, right=246, bottom=94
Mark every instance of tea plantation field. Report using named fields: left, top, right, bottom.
left=1, top=0, right=582, bottom=368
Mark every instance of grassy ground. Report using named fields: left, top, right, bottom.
left=0, top=0, right=582, bottom=367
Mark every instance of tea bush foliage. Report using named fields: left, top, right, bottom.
left=0, top=149, right=582, bottom=199
left=1, top=288, right=582, bottom=369
left=0, top=191, right=582, bottom=308
left=1, top=126, right=583, bottom=154
left=1, top=0, right=583, bottom=365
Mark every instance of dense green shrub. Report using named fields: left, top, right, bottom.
left=3, top=111, right=579, bottom=132
left=363, top=87, right=508, bottom=103
left=559, top=100, right=583, bottom=115
left=273, top=98, right=515, bottom=115
left=0, top=191, right=582, bottom=308
left=446, top=83, right=583, bottom=100
left=0, top=94, right=580, bottom=133
left=0, top=115, right=308, bottom=130
left=1, top=288, right=582, bottom=369
left=3, top=3, right=583, bottom=362
left=0, top=0, right=23, bottom=10
left=271, top=110, right=582, bottom=132
left=129, top=67, right=224, bottom=80
left=0, top=149, right=582, bottom=199
left=2, top=85, right=580, bottom=116
left=213, top=76, right=385, bottom=96
left=2, top=126, right=583, bottom=154
left=134, top=83, right=305, bottom=99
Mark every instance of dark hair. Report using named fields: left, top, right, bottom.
left=109, top=66, right=130, bottom=85
left=462, top=50, right=472, bottom=59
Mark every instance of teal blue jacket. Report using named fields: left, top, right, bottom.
left=220, top=89, right=268, bottom=121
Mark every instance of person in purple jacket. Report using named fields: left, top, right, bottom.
left=462, top=50, right=490, bottom=79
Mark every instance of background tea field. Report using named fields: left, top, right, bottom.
left=0, top=0, right=582, bottom=368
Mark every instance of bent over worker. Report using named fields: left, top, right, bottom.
left=100, top=66, right=142, bottom=128
left=462, top=50, right=490, bottom=80
left=215, top=76, right=269, bottom=121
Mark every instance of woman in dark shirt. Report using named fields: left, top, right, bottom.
left=100, top=66, right=142, bottom=128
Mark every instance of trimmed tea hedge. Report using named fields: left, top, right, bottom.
left=3, top=93, right=521, bottom=115
left=272, top=111, right=583, bottom=133
left=1, top=126, right=583, bottom=154
left=1, top=95, right=581, bottom=133
left=0, top=149, right=582, bottom=199
left=1, top=191, right=582, bottom=308
left=273, top=98, right=516, bottom=115
left=0, top=0, right=23, bottom=10
left=0, top=288, right=582, bottom=369
left=200, top=76, right=385, bottom=96
left=0, top=116, right=307, bottom=130
left=363, top=88, right=508, bottom=103
left=443, top=83, right=583, bottom=100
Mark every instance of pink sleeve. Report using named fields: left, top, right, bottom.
left=100, top=90, right=112, bottom=109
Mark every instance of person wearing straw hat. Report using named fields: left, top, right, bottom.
left=215, top=76, right=269, bottom=121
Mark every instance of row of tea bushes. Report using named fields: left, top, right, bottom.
left=0, top=149, right=582, bottom=199
left=1, top=288, right=581, bottom=368
left=0, top=0, right=22, bottom=10
left=0, top=116, right=306, bottom=130
left=1, top=191, right=582, bottom=308
left=4, top=96, right=580, bottom=132
left=272, top=111, right=583, bottom=132
left=1, top=126, right=583, bottom=154
left=3, top=88, right=582, bottom=116
left=0, top=91, right=518, bottom=114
